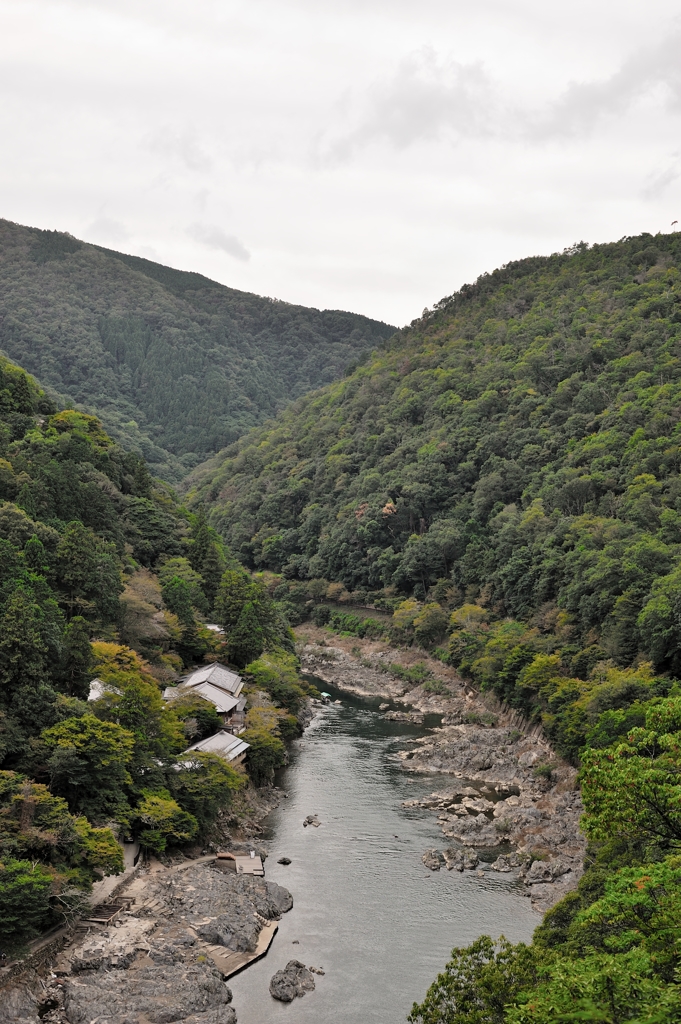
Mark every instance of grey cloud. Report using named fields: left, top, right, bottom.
left=187, top=224, right=251, bottom=261
left=324, top=49, right=500, bottom=160
left=84, top=217, right=129, bottom=243
left=145, top=127, right=212, bottom=172
left=534, top=29, right=681, bottom=139
left=642, top=155, right=681, bottom=200
left=325, top=30, right=681, bottom=160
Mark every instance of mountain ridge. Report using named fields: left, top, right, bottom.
left=188, top=230, right=681, bottom=682
left=0, top=219, right=395, bottom=480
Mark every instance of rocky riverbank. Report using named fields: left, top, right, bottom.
left=2, top=857, right=294, bottom=1024
left=298, top=628, right=585, bottom=912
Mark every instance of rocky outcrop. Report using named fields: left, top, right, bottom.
left=423, top=847, right=480, bottom=872
left=2, top=860, right=294, bottom=1023
left=299, top=633, right=586, bottom=912
left=300, top=643, right=409, bottom=698
left=64, top=958, right=237, bottom=1024
left=384, top=710, right=424, bottom=723
left=269, top=960, right=316, bottom=1002
left=405, top=780, right=584, bottom=910
left=3, top=931, right=237, bottom=1024
left=422, top=848, right=445, bottom=870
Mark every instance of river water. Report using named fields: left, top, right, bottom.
left=229, top=684, right=538, bottom=1023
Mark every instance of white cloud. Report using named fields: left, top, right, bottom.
left=187, top=223, right=251, bottom=262
left=0, top=0, right=680, bottom=324
left=83, top=217, right=129, bottom=244
left=322, top=49, right=499, bottom=160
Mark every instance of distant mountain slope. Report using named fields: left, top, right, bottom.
left=0, top=220, right=395, bottom=479
left=189, top=232, right=681, bottom=670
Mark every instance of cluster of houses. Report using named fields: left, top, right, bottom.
left=88, top=662, right=250, bottom=767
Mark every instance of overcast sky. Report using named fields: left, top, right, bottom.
left=2, top=0, right=681, bottom=325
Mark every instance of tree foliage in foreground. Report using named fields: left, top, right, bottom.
left=0, top=353, right=308, bottom=950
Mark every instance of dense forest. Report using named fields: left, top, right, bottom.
left=188, top=232, right=681, bottom=1020
left=4, top=225, right=681, bottom=1016
left=0, top=219, right=394, bottom=481
left=0, top=354, right=313, bottom=951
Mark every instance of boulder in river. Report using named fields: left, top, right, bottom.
left=422, top=848, right=445, bottom=870
left=269, top=960, right=316, bottom=1001
left=490, top=852, right=525, bottom=872
left=303, top=814, right=321, bottom=827
left=442, top=847, right=479, bottom=871
left=278, top=856, right=292, bottom=865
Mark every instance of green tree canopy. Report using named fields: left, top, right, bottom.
left=42, top=714, right=134, bottom=821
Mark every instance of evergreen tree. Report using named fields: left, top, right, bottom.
left=227, top=601, right=265, bottom=668
left=57, top=617, right=94, bottom=699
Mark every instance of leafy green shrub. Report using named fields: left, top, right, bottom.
left=133, top=790, right=199, bottom=854
left=0, top=859, right=53, bottom=952
left=408, top=936, right=537, bottom=1024
left=422, top=679, right=451, bottom=695
left=42, top=714, right=135, bottom=821
left=242, top=727, right=286, bottom=787
left=311, top=604, right=331, bottom=626
left=532, top=762, right=556, bottom=782
left=413, top=603, right=449, bottom=647
left=169, top=751, right=244, bottom=835
left=463, top=711, right=498, bottom=727
left=389, top=662, right=433, bottom=686
left=243, top=650, right=308, bottom=714
left=326, top=610, right=384, bottom=638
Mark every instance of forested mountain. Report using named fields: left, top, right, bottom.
left=191, top=233, right=681, bottom=682
left=190, top=231, right=681, bottom=1020
left=0, top=219, right=395, bottom=480
left=0, top=353, right=313, bottom=950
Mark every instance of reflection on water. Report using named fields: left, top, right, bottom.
left=229, top=684, right=537, bottom=1024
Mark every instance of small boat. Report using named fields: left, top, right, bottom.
left=320, top=692, right=332, bottom=703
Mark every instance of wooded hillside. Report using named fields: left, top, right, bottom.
left=192, top=234, right=681, bottom=687
left=191, top=232, right=681, bottom=1021
left=0, top=220, right=394, bottom=480
left=0, top=353, right=313, bottom=951
left=5, top=226, right=681, bottom=1016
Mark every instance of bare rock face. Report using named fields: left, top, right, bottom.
left=63, top=961, right=236, bottom=1024
left=1, top=972, right=45, bottom=1024
left=269, top=960, right=316, bottom=1002
left=422, top=848, right=445, bottom=870
left=2, top=861, right=296, bottom=1024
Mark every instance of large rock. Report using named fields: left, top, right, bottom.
left=422, top=848, right=445, bottom=870
left=441, top=847, right=479, bottom=870
left=269, top=960, right=316, bottom=1002
left=198, top=911, right=261, bottom=953
left=63, top=960, right=236, bottom=1024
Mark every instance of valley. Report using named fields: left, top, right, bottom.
left=3, top=230, right=681, bottom=1022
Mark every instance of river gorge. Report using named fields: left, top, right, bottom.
left=3, top=641, right=584, bottom=1024
left=229, top=679, right=541, bottom=1023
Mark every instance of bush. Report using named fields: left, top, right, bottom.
left=533, top=762, right=555, bottom=782
left=242, top=727, right=286, bottom=787
left=463, top=711, right=498, bottom=727
left=170, top=751, right=244, bottom=835
left=389, top=662, right=434, bottom=686
left=422, top=679, right=451, bottom=695
left=243, top=650, right=307, bottom=714
left=133, top=789, right=199, bottom=854
left=311, top=604, right=331, bottom=626
left=0, top=859, right=53, bottom=951
left=327, top=610, right=384, bottom=638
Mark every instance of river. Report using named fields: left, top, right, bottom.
left=229, top=683, right=538, bottom=1023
